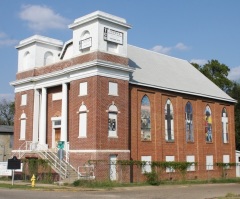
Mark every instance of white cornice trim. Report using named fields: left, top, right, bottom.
left=11, top=61, right=133, bottom=93
left=10, top=60, right=134, bottom=86
left=130, top=81, right=236, bottom=103
left=69, top=11, right=131, bottom=29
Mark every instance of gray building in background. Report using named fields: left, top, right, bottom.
left=0, top=125, right=14, bottom=162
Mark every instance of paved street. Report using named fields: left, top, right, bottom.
left=0, top=183, right=240, bottom=199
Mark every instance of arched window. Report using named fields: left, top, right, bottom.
left=222, top=108, right=228, bottom=143
left=205, top=105, right=213, bottom=142
left=23, top=51, right=30, bottom=70
left=165, top=99, right=174, bottom=141
left=80, top=30, right=91, bottom=51
left=141, top=95, right=151, bottom=141
left=79, top=104, right=87, bottom=138
left=185, top=102, right=193, bottom=142
left=108, top=104, right=118, bottom=137
left=20, top=113, right=26, bottom=140
left=44, top=51, right=54, bottom=66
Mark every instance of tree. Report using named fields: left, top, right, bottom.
left=0, top=99, right=15, bottom=126
left=229, top=82, right=240, bottom=150
left=191, top=59, right=233, bottom=93
left=191, top=60, right=240, bottom=150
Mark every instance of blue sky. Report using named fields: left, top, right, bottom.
left=0, top=0, right=240, bottom=101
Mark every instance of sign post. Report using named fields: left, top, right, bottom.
left=57, top=141, right=64, bottom=181
left=7, top=156, right=21, bottom=186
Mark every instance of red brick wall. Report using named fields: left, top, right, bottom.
left=14, top=90, right=34, bottom=150
left=130, top=84, right=236, bottom=180
left=68, top=76, right=129, bottom=151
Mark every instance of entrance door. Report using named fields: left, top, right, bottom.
left=109, top=155, right=117, bottom=181
left=55, top=128, right=61, bottom=147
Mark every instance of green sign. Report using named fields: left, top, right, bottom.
left=57, top=141, right=65, bottom=149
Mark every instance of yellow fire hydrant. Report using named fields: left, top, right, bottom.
left=31, top=174, right=36, bottom=187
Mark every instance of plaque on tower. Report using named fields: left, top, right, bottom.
left=104, top=27, right=123, bottom=45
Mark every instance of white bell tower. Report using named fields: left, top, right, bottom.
left=69, top=11, right=131, bottom=58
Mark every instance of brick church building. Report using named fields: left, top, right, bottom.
left=11, top=11, right=236, bottom=181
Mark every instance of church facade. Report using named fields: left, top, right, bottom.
left=11, top=11, right=236, bottom=181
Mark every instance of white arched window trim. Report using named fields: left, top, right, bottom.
left=20, top=113, right=27, bottom=140
left=78, top=103, right=88, bottom=138
left=165, top=99, right=174, bottom=141
left=79, top=30, right=92, bottom=51
left=222, top=108, right=228, bottom=143
left=107, top=103, right=119, bottom=138
left=44, top=51, right=54, bottom=66
left=23, top=51, right=30, bottom=70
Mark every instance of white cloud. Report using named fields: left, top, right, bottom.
left=190, top=59, right=208, bottom=66
left=151, top=42, right=189, bottom=54
left=174, top=42, right=189, bottom=50
left=228, top=66, right=240, bottom=81
left=151, top=45, right=172, bottom=54
left=19, top=4, right=70, bottom=32
left=0, top=32, right=18, bottom=47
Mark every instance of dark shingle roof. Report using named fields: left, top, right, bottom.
left=0, top=125, right=14, bottom=133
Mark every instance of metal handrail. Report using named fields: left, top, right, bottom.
left=12, top=141, right=79, bottom=180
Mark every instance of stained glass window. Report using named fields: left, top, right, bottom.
left=222, top=108, right=228, bottom=143
left=141, top=95, right=151, bottom=141
left=108, top=104, right=118, bottom=137
left=165, top=99, right=174, bottom=141
left=185, top=102, right=194, bottom=142
left=205, top=105, right=212, bottom=142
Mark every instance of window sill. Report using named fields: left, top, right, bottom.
left=19, top=138, right=25, bottom=141
left=206, top=142, right=213, bottom=144
left=108, top=136, right=118, bottom=138
left=78, top=94, right=87, bottom=97
left=166, top=140, right=175, bottom=143
left=78, top=136, right=87, bottom=138
left=108, top=94, right=119, bottom=96
left=141, top=140, right=151, bottom=142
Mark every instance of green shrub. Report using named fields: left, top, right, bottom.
left=144, top=171, right=160, bottom=186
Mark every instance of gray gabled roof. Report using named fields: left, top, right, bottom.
left=0, top=125, right=14, bottom=133
left=128, top=45, right=236, bottom=103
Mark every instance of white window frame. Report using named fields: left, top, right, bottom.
left=206, top=155, right=214, bottom=170
left=141, top=156, right=152, bottom=173
left=186, top=155, right=195, bottom=171
left=165, top=99, right=174, bottom=141
left=108, top=104, right=118, bottom=138
left=223, top=154, right=230, bottom=169
left=52, top=92, right=62, bottom=101
left=21, top=94, right=27, bottom=106
left=20, top=113, right=26, bottom=140
left=166, top=156, right=175, bottom=172
left=79, top=82, right=88, bottom=96
left=222, top=108, right=228, bottom=144
left=78, top=104, right=88, bottom=138
left=108, top=82, right=118, bottom=96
